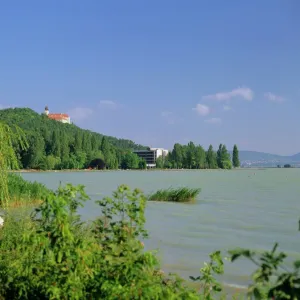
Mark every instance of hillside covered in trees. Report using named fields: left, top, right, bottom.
left=0, top=108, right=148, bottom=170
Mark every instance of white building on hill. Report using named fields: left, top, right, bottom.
left=44, top=106, right=71, bottom=124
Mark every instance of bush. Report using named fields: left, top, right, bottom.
left=229, top=242, right=300, bottom=299
left=0, top=184, right=205, bottom=299
left=148, top=187, right=201, bottom=203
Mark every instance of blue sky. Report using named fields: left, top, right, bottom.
left=0, top=1, right=299, bottom=155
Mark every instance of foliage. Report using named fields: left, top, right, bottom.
left=229, top=241, right=300, bottom=299
left=120, top=152, right=145, bottom=169
left=206, top=145, right=218, bottom=169
left=284, top=164, right=292, bottom=168
left=157, top=142, right=234, bottom=170
left=190, top=251, right=224, bottom=299
left=217, top=144, right=232, bottom=169
left=0, top=108, right=148, bottom=171
left=0, top=108, right=240, bottom=171
left=0, top=184, right=202, bottom=299
left=138, top=158, right=147, bottom=169
left=155, top=156, right=165, bottom=168
left=172, top=143, right=184, bottom=168
left=7, top=173, right=51, bottom=207
left=0, top=122, right=28, bottom=207
left=148, top=186, right=201, bottom=203
left=232, top=144, right=240, bottom=168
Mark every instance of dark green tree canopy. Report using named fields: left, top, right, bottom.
left=232, top=144, right=240, bottom=168
left=0, top=108, right=148, bottom=170
left=157, top=143, right=234, bottom=170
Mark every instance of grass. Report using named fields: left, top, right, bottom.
left=6, top=173, right=51, bottom=207
left=148, top=187, right=201, bottom=203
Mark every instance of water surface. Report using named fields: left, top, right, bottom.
left=23, top=169, right=300, bottom=288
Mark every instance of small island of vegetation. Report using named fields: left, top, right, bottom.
left=148, top=187, right=201, bottom=203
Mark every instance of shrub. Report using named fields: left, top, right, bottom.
left=229, top=242, right=300, bottom=299
left=0, top=184, right=202, bottom=299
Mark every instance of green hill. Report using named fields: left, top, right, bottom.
left=0, top=107, right=148, bottom=170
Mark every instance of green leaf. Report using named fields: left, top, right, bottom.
left=228, top=248, right=252, bottom=262
left=271, top=242, right=278, bottom=254
left=57, top=251, right=63, bottom=263
left=189, top=276, right=201, bottom=281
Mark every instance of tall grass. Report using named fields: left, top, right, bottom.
left=148, top=187, right=201, bottom=203
left=6, top=173, right=50, bottom=207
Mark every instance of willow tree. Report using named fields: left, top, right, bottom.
left=0, top=121, right=28, bottom=207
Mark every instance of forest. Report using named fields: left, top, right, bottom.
left=0, top=108, right=148, bottom=170
left=0, top=108, right=240, bottom=170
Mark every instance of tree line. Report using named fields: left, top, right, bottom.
left=0, top=108, right=240, bottom=170
left=156, top=143, right=240, bottom=169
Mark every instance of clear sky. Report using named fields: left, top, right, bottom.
left=0, top=1, right=299, bottom=155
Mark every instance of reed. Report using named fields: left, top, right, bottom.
left=148, top=187, right=201, bottom=203
left=6, top=173, right=50, bottom=207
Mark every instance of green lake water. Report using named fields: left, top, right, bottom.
left=22, top=168, right=300, bottom=289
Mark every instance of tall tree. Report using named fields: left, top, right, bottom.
left=82, top=133, right=92, bottom=156
left=101, top=137, right=110, bottom=156
left=216, top=144, right=223, bottom=168
left=195, top=145, right=206, bottom=169
left=155, top=156, right=165, bottom=169
left=232, top=144, right=240, bottom=168
left=21, top=134, right=45, bottom=169
left=60, top=132, right=70, bottom=168
left=74, top=131, right=83, bottom=152
left=163, top=153, right=173, bottom=168
left=206, top=145, right=217, bottom=169
left=91, top=135, right=100, bottom=152
left=221, top=145, right=232, bottom=169
left=172, top=143, right=183, bottom=168
left=216, top=144, right=232, bottom=169
left=186, top=142, right=196, bottom=169
left=101, top=137, right=111, bottom=167
left=51, top=130, right=61, bottom=158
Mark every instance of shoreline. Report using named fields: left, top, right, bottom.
left=11, top=167, right=271, bottom=173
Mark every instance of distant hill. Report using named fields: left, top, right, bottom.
left=235, top=150, right=300, bottom=167
left=291, top=152, right=300, bottom=161
left=0, top=108, right=148, bottom=151
left=0, top=107, right=148, bottom=170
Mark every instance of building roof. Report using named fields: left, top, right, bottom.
left=133, top=149, right=154, bottom=153
left=48, top=113, right=69, bottom=120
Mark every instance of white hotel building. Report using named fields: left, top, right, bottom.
left=133, top=148, right=169, bottom=167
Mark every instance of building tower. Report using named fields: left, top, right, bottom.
left=44, top=105, right=49, bottom=115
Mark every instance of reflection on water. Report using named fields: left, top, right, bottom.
left=22, top=169, right=300, bottom=288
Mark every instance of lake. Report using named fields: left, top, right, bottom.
left=22, top=168, right=300, bottom=289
